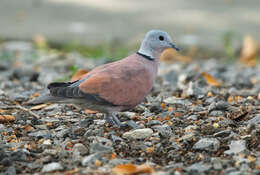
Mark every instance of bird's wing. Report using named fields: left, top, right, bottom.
left=47, top=80, right=115, bottom=106
left=79, top=62, right=152, bottom=106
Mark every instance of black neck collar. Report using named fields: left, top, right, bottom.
left=136, top=52, right=155, bottom=61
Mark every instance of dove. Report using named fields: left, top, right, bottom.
left=29, top=30, right=180, bottom=127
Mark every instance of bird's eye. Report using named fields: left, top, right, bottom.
left=159, top=35, right=164, bottom=41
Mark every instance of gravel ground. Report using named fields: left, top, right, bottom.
left=0, top=41, right=260, bottom=175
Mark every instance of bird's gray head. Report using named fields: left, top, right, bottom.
left=138, top=30, right=180, bottom=60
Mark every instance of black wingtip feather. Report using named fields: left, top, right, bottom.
left=47, top=80, right=78, bottom=89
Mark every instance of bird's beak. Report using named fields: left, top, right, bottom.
left=170, top=43, right=180, bottom=51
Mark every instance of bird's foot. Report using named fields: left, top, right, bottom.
left=104, top=113, right=128, bottom=128
left=105, top=115, right=116, bottom=126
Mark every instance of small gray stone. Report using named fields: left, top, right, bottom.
left=163, top=97, right=192, bottom=107
left=193, top=138, right=220, bottom=151
left=211, top=158, right=223, bottom=170
left=184, top=125, right=198, bottom=132
left=213, top=130, right=231, bottom=137
left=42, top=149, right=58, bottom=156
left=218, top=119, right=235, bottom=127
left=44, top=104, right=59, bottom=110
left=123, top=128, right=153, bottom=140
left=120, top=112, right=136, bottom=118
left=187, top=162, right=211, bottom=173
left=248, top=114, right=260, bottom=124
left=210, top=110, right=224, bottom=116
left=72, top=143, right=88, bottom=155
left=111, top=135, right=123, bottom=143
left=152, top=124, right=172, bottom=137
left=186, top=82, right=204, bottom=97
left=4, top=166, right=16, bottom=175
left=55, top=128, right=70, bottom=138
left=187, top=115, right=199, bottom=120
left=0, top=124, right=5, bottom=130
left=108, top=159, right=131, bottom=167
left=28, top=130, right=51, bottom=138
left=90, top=143, right=113, bottom=153
left=125, top=120, right=139, bottom=129
left=147, top=120, right=162, bottom=126
left=81, top=152, right=103, bottom=166
left=72, top=150, right=82, bottom=163
left=180, top=133, right=195, bottom=142
left=228, top=171, right=244, bottom=175
left=224, top=140, right=247, bottom=155
left=209, top=101, right=229, bottom=112
left=42, top=162, right=63, bottom=173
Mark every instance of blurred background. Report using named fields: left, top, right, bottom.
left=0, top=0, right=259, bottom=61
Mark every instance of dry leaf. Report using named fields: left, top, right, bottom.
left=207, top=92, right=213, bottom=97
left=239, top=35, right=259, bottom=67
left=160, top=48, right=191, bottom=63
left=113, top=164, right=154, bottom=175
left=213, top=122, right=219, bottom=128
left=95, top=160, right=102, bottom=166
left=248, top=155, right=255, bottom=163
left=84, top=109, right=98, bottom=114
left=160, top=103, right=166, bottom=109
left=201, top=72, right=222, bottom=87
left=113, top=164, right=137, bottom=175
left=34, top=34, right=48, bottom=49
left=136, top=164, right=154, bottom=174
left=258, top=92, right=260, bottom=101
left=110, top=152, right=117, bottom=160
left=146, top=147, right=154, bottom=153
left=30, top=104, right=48, bottom=110
left=0, top=109, right=7, bottom=113
left=32, top=92, right=40, bottom=97
left=0, top=115, right=16, bottom=123
left=24, top=125, right=35, bottom=132
left=71, top=69, right=88, bottom=82
left=167, top=107, right=174, bottom=111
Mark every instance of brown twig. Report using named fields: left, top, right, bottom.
left=7, top=105, right=41, bottom=119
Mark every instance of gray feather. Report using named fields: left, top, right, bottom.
left=26, top=94, right=66, bottom=105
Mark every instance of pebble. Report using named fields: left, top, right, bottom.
left=90, top=143, right=113, bottom=153
left=224, top=140, right=247, bottom=155
left=163, top=97, right=192, bottom=106
left=187, top=115, right=199, bottom=120
left=147, top=120, right=162, bottom=126
left=4, top=166, right=16, bottom=175
left=72, top=143, right=88, bottom=155
left=180, top=133, right=195, bottom=142
left=123, top=128, right=153, bottom=140
left=28, top=130, right=51, bottom=138
left=248, top=114, right=260, bottom=124
left=42, top=162, right=63, bottom=173
left=43, top=139, right=52, bottom=145
left=213, top=130, right=231, bottom=137
left=81, top=152, right=103, bottom=166
left=193, top=138, right=220, bottom=151
left=152, top=124, right=172, bottom=137
left=187, top=162, right=211, bottom=173
left=186, top=81, right=204, bottom=97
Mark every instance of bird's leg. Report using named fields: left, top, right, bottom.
left=111, top=113, right=122, bottom=127
left=111, top=113, right=128, bottom=128
left=104, top=114, right=115, bottom=126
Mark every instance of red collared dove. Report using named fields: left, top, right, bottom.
left=30, top=30, right=180, bottom=127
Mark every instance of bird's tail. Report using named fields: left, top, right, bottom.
left=25, top=94, right=66, bottom=105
